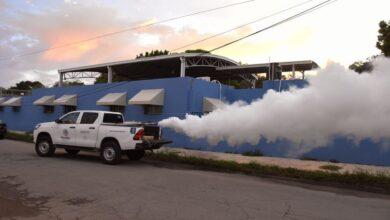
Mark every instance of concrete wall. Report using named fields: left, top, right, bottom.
left=1, top=77, right=389, bottom=166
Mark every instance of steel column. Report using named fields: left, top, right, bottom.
left=292, top=64, right=296, bottom=79
left=107, top=66, right=113, bottom=83
left=180, top=57, right=186, bottom=77
left=59, top=72, right=63, bottom=87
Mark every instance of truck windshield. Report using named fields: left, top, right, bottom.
left=103, top=114, right=123, bottom=124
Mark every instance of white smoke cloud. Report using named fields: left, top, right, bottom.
left=159, top=57, right=390, bottom=153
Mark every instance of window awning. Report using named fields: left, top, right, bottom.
left=1, top=97, right=22, bottom=107
left=203, top=97, right=225, bottom=112
left=33, top=95, right=55, bottom=106
left=0, top=97, right=7, bottom=105
left=128, top=89, right=164, bottom=106
left=53, top=94, right=77, bottom=106
left=97, top=93, right=127, bottom=106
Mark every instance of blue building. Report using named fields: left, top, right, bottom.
left=1, top=54, right=389, bottom=166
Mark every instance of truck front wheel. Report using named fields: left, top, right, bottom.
left=35, top=135, right=55, bottom=157
left=126, top=150, right=145, bottom=161
left=100, top=141, right=122, bottom=165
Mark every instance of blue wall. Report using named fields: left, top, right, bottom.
left=1, top=77, right=389, bottom=166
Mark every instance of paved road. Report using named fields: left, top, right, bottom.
left=0, top=139, right=389, bottom=220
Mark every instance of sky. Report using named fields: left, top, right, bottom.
left=0, top=0, right=389, bottom=88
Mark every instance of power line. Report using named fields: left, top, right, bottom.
left=71, top=0, right=337, bottom=97
left=170, top=0, right=316, bottom=52
left=0, top=0, right=255, bottom=62
left=206, top=0, right=337, bottom=54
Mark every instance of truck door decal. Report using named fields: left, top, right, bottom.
left=61, top=129, right=70, bottom=139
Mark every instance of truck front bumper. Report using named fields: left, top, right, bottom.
left=135, top=139, right=172, bottom=151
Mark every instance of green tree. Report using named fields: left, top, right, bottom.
left=9, top=81, right=44, bottom=90
left=136, top=50, right=169, bottom=59
left=349, top=20, right=390, bottom=73
left=376, top=20, right=390, bottom=57
left=52, top=80, right=84, bottom=87
left=349, top=60, right=373, bottom=73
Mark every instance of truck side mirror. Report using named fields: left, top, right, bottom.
left=55, top=119, right=62, bottom=124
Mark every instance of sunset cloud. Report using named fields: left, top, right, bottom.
left=0, top=0, right=389, bottom=87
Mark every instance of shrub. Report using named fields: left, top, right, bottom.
left=320, top=164, right=342, bottom=172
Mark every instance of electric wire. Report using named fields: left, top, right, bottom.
left=54, top=0, right=317, bottom=96
left=170, top=0, right=316, bottom=52
left=0, top=0, right=255, bottom=62
left=205, top=0, right=337, bottom=54
left=6, top=0, right=337, bottom=100
left=74, top=0, right=337, bottom=99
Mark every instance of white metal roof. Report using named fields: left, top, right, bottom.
left=53, top=94, right=77, bottom=106
left=96, top=92, right=127, bottom=106
left=59, top=53, right=239, bottom=73
left=33, top=95, right=55, bottom=106
left=1, top=97, right=22, bottom=107
left=216, top=60, right=319, bottom=74
left=203, top=97, right=225, bottom=112
left=128, top=89, right=164, bottom=106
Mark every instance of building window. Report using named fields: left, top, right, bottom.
left=109, top=105, right=125, bottom=113
left=12, top=106, right=20, bottom=112
left=144, top=105, right=163, bottom=115
left=64, top=106, right=76, bottom=114
left=43, top=106, right=54, bottom=114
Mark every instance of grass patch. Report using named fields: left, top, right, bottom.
left=242, top=150, right=264, bottom=157
left=302, top=157, right=340, bottom=164
left=147, top=151, right=390, bottom=194
left=320, top=164, right=342, bottom=172
left=5, top=131, right=33, bottom=143
left=225, top=151, right=239, bottom=154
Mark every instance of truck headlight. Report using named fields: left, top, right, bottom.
left=34, top=124, right=41, bottom=130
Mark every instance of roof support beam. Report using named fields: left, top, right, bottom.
left=59, top=71, right=64, bottom=87
left=107, top=66, right=113, bottom=83
left=180, top=57, right=186, bottom=77
left=292, top=64, right=296, bottom=79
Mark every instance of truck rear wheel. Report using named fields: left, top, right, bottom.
left=35, top=135, right=55, bottom=157
left=65, top=149, right=80, bottom=156
left=100, top=140, right=122, bottom=165
left=126, top=150, right=145, bottom=161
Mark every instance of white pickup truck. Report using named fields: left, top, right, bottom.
left=33, top=111, right=171, bottom=164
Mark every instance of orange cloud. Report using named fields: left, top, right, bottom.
left=285, top=27, right=313, bottom=48
left=41, top=29, right=103, bottom=61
